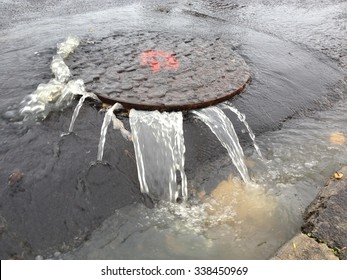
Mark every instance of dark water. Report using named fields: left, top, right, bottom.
left=0, top=0, right=346, bottom=259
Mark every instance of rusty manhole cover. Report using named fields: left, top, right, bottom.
left=66, top=31, right=250, bottom=111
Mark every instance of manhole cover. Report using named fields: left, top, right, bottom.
left=66, top=31, right=250, bottom=111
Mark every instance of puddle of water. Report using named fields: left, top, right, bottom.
left=63, top=177, right=282, bottom=260
left=0, top=2, right=346, bottom=259
left=61, top=95, right=347, bottom=260
left=190, top=0, right=347, bottom=68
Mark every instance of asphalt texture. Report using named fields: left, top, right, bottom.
left=0, top=0, right=346, bottom=259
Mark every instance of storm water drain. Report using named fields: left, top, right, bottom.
left=66, top=31, right=251, bottom=111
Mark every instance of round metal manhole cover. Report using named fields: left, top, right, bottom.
left=66, top=31, right=251, bottom=111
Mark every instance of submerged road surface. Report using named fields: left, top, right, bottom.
left=0, top=0, right=346, bottom=259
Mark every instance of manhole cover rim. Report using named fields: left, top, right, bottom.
left=67, top=31, right=251, bottom=111
left=95, top=78, right=250, bottom=111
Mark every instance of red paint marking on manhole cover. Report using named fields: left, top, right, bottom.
left=140, top=50, right=179, bottom=72
left=67, top=31, right=251, bottom=111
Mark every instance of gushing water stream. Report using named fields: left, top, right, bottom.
left=63, top=81, right=100, bottom=134
left=129, top=109, right=188, bottom=202
left=1, top=0, right=345, bottom=259
left=17, top=35, right=262, bottom=259
left=221, top=102, right=263, bottom=159
left=96, top=104, right=254, bottom=202
left=193, top=107, right=250, bottom=183
left=68, top=95, right=87, bottom=133
left=97, top=103, right=124, bottom=161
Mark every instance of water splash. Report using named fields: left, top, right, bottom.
left=97, top=103, right=129, bottom=162
left=63, top=80, right=99, bottom=133
left=192, top=107, right=250, bottom=183
left=20, top=79, right=65, bottom=120
left=20, top=36, right=80, bottom=120
left=129, top=109, right=188, bottom=202
left=51, top=55, right=71, bottom=83
left=221, top=102, right=263, bottom=158
left=57, top=35, right=80, bottom=59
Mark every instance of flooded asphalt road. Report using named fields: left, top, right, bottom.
left=0, top=0, right=346, bottom=259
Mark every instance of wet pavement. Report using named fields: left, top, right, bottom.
left=0, top=0, right=346, bottom=259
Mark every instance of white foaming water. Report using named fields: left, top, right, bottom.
left=57, top=35, right=80, bottom=59
left=51, top=55, right=71, bottom=83
left=97, top=103, right=129, bottom=162
left=20, top=79, right=65, bottom=119
left=61, top=96, right=347, bottom=260
left=193, top=107, right=250, bottom=183
left=129, top=109, right=188, bottom=202
left=20, top=36, right=81, bottom=120
left=57, top=79, right=86, bottom=107
left=60, top=177, right=282, bottom=260
left=221, top=101, right=263, bottom=158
